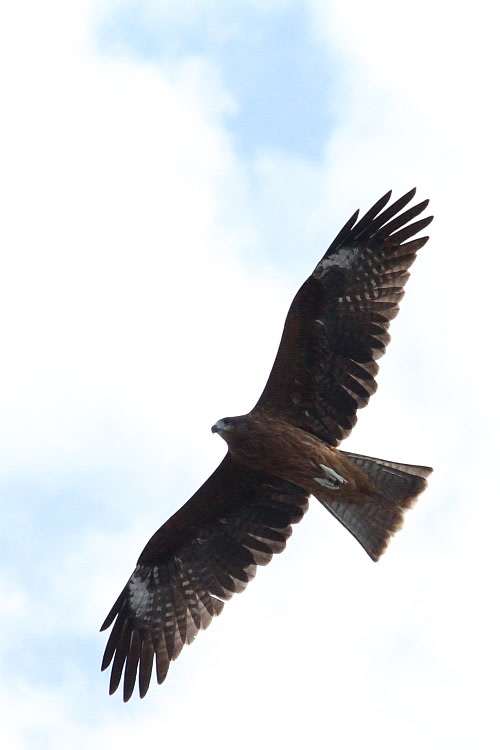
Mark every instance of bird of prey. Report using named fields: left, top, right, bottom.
left=101, top=188, right=433, bottom=701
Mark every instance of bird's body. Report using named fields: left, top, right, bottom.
left=211, top=413, right=430, bottom=561
left=212, top=414, right=376, bottom=503
left=101, top=188, right=433, bottom=701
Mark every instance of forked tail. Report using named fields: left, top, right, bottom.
left=318, top=451, right=432, bottom=561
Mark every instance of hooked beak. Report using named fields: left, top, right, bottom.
left=211, top=418, right=227, bottom=434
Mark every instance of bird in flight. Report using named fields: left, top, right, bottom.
left=101, top=188, right=433, bottom=701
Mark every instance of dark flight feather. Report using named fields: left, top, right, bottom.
left=255, top=188, right=432, bottom=445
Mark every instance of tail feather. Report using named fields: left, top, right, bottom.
left=318, top=451, right=432, bottom=561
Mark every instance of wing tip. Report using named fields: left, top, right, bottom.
left=325, top=187, right=431, bottom=256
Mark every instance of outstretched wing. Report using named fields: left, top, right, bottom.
left=101, top=455, right=308, bottom=701
left=254, top=188, right=433, bottom=446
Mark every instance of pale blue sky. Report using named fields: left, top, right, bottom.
left=0, top=0, right=498, bottom=748
left=97, top=1, right=338, bottom=160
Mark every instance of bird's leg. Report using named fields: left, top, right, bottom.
left=314, top=464, right=348, bottom=490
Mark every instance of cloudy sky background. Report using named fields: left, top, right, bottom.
left=1, top=0, right=498, bottom=747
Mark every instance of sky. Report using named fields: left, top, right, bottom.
left=0, top=0, right=498, bottom=747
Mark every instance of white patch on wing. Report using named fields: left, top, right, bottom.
left=128, top=569, right=154, bottom=619
left=316, top=245, right=361, bottom=275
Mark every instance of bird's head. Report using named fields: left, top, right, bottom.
left=211, top=417, right=235, bottom=435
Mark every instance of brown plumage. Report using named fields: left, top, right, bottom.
left=101, top=188, right=433, bottom=701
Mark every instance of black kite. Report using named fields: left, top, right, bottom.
left=101, top=188, right=433, bottom=700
